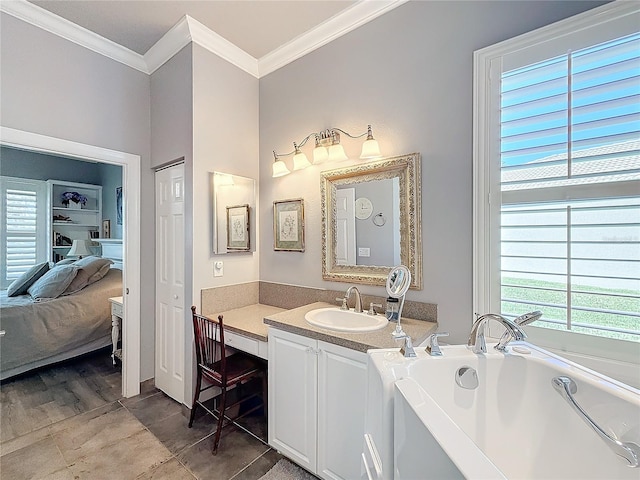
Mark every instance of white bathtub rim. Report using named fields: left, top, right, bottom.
left=515, top=342, right=640, bottom=398
left=366, top=343, right=640, bottom=480
left=393, top=343, right=640, bottom=479
left=403, top=341, right=640, bottom=406
left=371, top=341, right=640, bottom=396
left=395, top=377, right=507, bottom=480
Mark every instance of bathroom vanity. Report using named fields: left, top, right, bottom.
left=264, top=302, right=437, bottom=480
left=206, top=303, right=285, bottom=359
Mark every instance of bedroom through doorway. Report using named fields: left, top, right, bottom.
left=0, top=126, right=141, bottom=397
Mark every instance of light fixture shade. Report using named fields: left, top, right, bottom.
left=68, top=239, right=92, bottom=258
left=360, top=138, right=381, bottom=159
left=328, top=143, right=348, bottom=162
left=293, top=151, right=311, bottom=170
left=313, top=146, right=328, bottom=164
left=272, top=160, right=290, bottom=177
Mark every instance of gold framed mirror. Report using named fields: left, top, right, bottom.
left=320, top=153, right=422, bottom=289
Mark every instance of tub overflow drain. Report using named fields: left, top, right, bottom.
left=455, top=366, right=479, bottom=390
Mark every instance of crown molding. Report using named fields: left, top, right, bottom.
left=0, top=0, right=147, bottom=73
left=258, top=0, right=409, bottom=77
left=144, top=15, right=192, bottom=74
left=187, top=16, right=259, bottom=78
left=2, top=0, right=408, bottom=78
left=144, top=15, right=259, bottom=77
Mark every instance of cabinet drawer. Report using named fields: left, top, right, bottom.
left=225, top=331, right=260, bottom=357
left=111, top=302, right=123, bottom=317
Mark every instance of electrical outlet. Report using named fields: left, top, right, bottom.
left=214, top=261, right=223, bottom=277
left=358, top=247, right=370, bottom=257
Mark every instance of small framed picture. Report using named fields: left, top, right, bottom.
left=226, top=204, right=250, bottom=251
left=273, top=198, right=305, bottom=252
left=102, top=219, right=111, bottom=239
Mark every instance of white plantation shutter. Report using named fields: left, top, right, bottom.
left=1, top=177, right=47, bottom=288
left=475, top=3, right=640, bottom=363
left=498, top=33, right=640, bottom=343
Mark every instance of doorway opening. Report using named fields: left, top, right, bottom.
left=0, top=126, right=141, bottom=397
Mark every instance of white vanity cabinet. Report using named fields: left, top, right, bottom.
left=268, top=329, right=318, bottom=472
left=268, top=328, right=368, bottom=480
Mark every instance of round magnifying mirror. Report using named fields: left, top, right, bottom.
left=386, top=265, right=411, bottom=298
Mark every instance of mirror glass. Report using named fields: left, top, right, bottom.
left=212, top=172, right=256, bottom=254
left=321, top=153, right=422, bottom=289
left=386, top=265, right=411, bottom=298
left=335, top=177, right=400, bottom=267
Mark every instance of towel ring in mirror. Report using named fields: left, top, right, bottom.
left=372, top=213, right=386, bottom=227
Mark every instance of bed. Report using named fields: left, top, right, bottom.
left=0, top=267, right=123, bottom=380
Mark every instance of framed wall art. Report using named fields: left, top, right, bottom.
left=226, top=204, right=250, bottom=251
left=116, top=186, right=123, bottom=225
left=273, top=198, right=305, bottom=252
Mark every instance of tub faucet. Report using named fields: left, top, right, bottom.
left=398, top=334, right=416, bottom=358
left=468, top=313, right=527, bottom=354
left=343, top=286, right=363, bottom=313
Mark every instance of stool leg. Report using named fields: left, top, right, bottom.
left=212, top=387, right=227, bottom=455
left=188, top=369, right=202, bottom=428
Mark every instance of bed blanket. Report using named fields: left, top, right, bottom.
left=0, top=268, right=122, bottom=378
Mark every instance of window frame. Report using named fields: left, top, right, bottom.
left=0, top=176, right=48, bottom=289
left=473, top=1, right=640, bottom=365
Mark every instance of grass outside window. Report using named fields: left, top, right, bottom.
left=502, top=277, right=640, bottom=342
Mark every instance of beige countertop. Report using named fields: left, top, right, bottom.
left=264, top=301, right=438, bottom=353
left=205, top=304, right=286, bottom=342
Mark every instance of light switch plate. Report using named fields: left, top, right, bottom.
left=214, top=261, right=223, bottom=277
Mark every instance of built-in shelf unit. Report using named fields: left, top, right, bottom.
left=47, top=180, right=102, bottom=262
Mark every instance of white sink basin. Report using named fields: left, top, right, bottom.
left=305, top=307, right=388, bottom=332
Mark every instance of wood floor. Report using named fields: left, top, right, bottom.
left=0, top=349, right=284, bottom=479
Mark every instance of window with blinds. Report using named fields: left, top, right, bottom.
left=499, top=33, right=640, bottom=342
left=0, top=177, right=47, bottom=289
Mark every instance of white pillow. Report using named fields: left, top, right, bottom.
left=7, top=262, right=49, bottom=297
left=28, top=265, right=79, bottom=300
left=63, top=256, right=113, bottom=295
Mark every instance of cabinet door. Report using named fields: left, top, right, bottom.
left=268, top=329, right=318, bottom=472
left=317, top=340, right=368, bottom=480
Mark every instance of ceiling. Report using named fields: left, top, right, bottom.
left=29, top=0, right=357, bottom=59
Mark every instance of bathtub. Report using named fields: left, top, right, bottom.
left=363, top=343, right=640, bottom=480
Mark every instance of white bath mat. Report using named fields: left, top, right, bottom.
left=258, top=458, right=318, bottom=480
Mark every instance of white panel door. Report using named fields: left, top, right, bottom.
left=336, top=187, right=356, bottom=265
left=317, top=340, right=368, bottom=480
left=155, top=164, right=185, bottom=403
left=268, top=328, right=318, bottom=473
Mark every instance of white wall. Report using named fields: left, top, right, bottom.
left=192, top=43, right=260, bottom=292
left=258, top=0, right=608, bottom=344
left=0, top=12, right=155, bottom=379
left=98, top=163, right=124, bottom=240
left=150, top=44, right=194, bottom=399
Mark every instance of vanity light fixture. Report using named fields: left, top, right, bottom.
left=271, top=124, right=381, bottom=178
left=292, top=142, right=312, bottom=171
left=272, top=152, right=291, bottom=178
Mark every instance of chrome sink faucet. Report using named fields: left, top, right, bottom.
left=468, top=313, right=527, bottom=354
left=342, top=286, right=363, bottom=313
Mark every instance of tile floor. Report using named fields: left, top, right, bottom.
left=0, top=349, right=287, bottom=480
